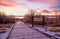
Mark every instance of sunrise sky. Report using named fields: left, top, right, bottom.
left=0, top=0, right=60, bottom=16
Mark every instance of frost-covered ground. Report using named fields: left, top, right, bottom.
left=0, top=28, right=12, bottom=39
left=0, top=24, right=13, bottom=39
left=0, top=21, right=26, bottom=39
left=33, top=27, right=60, bottom=39
left=17, top=21, right=26, bottom=26
left=27, top=24, right=60, bottom=39
left=1, top=21, right=60, bottom=39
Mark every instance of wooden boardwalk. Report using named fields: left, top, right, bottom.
left=8, top=22, right=50, bottom=39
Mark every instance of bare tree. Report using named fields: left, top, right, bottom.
left=24, top=9, right=35, bottom=25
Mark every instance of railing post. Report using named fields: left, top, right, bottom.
left=42, top=16, right=45, bottom=27
left=32, top=15, right=34, bottom=27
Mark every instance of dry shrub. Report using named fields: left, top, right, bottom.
left=0, top=28, right=7, bottom=34
left=49, top=27, right=60, bottom=32
left=55, top=34, right=60, bottom=37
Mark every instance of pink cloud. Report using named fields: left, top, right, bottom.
left=28, top=0, right=57, bottom=5
left=0, top=0, right=25, bottom=7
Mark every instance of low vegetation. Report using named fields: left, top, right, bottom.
left=48, top=27, right=60, bottom=32
left=0, top=28, right=7, bottom=34
left=0, top=24, right=13, bottom=34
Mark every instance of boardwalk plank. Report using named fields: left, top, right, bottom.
left=8, top=22, right=50, bottom=39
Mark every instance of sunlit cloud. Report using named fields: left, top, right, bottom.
left=0, top=0, right=25, bottom=7
left=0, top=0, right=60, bottom=16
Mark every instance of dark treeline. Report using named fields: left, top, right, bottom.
left=0, top=12, right=15, bottom=24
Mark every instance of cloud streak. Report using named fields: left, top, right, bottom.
left=0, top=0, right=25, bottom=7
left=29, top=0, right=57, bottom=5
left=0, top=0, right=60, bottom=9
left=28, top=0, right=60, bottom=9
